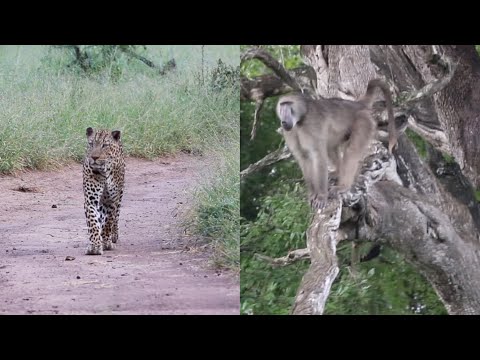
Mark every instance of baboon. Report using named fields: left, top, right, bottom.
left=276, top=79, right=396, bottom=209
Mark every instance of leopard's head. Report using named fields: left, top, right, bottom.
left=85, top=127, right=121, bottom=175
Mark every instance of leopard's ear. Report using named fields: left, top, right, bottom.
left=111, top=130, right=121, bottom=141
left=86, top=127, right=94, bottom=137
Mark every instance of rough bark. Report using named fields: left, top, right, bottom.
left=370, top=45, right=480, bottom=188
left=291, top=199, right=342, bottom=315
left=242, top=45, right=480, bottom=315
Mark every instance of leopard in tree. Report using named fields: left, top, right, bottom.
left=83, top=127, right=125, bottom=255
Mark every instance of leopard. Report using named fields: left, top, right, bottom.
left=82, top=127, right=125, bottom=255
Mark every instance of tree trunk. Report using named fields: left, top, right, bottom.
left=294, top=45, right=480, bottom=315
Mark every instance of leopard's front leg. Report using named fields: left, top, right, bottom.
left=83, top=174, right=105, bottom=255
left=101, top=199, right=115, bottom=251
left=101, top=175, right=123, bottom=248
left=110, top=187, right=124, bottom=244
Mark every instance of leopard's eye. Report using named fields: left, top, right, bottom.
left=102, top=143, right=109, bottom=148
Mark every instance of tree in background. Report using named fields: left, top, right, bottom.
left=49, top=45, right=176, bottom=79
left=241, top=45, right=480, bottom=315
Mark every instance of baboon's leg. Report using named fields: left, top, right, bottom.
left=336, top=112, right=375, bottom=192
left=309, top=143, right=329, bottom=209
left=328, top=145, right=343, bottom=180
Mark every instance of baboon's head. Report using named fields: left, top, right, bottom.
left=276, top=95, right=308, bottom=132
left=277, top=101, right=295, bottom=131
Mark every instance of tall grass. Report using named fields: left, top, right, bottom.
left=0, top=45, right=239, bottom=269
left=0, top=46, right=238, bottom=172
left=189, top=126, right=239, bottom=270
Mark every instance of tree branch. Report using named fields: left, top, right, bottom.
left=255, top=248, right=310, bottom=267
left=250, top=99, right=264, bottom=140
left=363, top=182, right=480, bottom=314
left=119, top=46, right=157, bottom=68
left=286, top=130, right=480, bottom=315
left=290, top=142, right=393, bottom=314
left=241, top=56, right=456, bottom=179
left=118, top=46, right=176, bottom=75
left=241, top=66, right=316, bottom=103
left=399, top=56, right=457, bottom=110
left=407, top=116, right=451, bottom=154
left=241, top=47, right=300, bottom=91
left=291, top=199, right=343, bottom=315
left=240, top=145, right=291, bottom=180
left=240, top=75, right=291, bottom=102
left=241, top=48, right=317, bottom=142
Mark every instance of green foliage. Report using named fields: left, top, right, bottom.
left=207, top=59, right=240, bottom=92
left=406, top=128, right=456, bottom=164
left=406, top=128, right=428, bottom=159
left=475, top=190, right=480, bottom=202
left=325, top=246, right=447, bottom=315
left=240, top=45, right=302, bottom=78
left=188, top=55, right=239, bottom=269
left=190, top=128, right=240, bottom=270
left=241, top=182, right=311, bottom=315
left=240, top=95, right=289, bottom=221
left=240, top=99, right=282, bottom=167
left=442, top=153, right=456, bottom=164
left=240, top=179, right=448, bottom=314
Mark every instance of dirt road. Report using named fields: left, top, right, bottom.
left=0, top=155, right=239, bottom=315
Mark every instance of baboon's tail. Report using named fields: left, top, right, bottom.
left=360, top=79, right=397, bottom=153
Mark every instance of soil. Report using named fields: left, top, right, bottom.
left=0, top=155, right=239, bottom=315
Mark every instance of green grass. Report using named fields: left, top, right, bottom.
left=190, top=142, right=239, bottom=269
left=0, top=45, right=239, bottom=269
left=0, top=45, right=238, bottom=173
